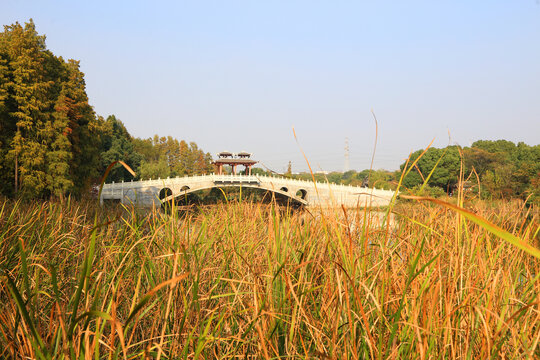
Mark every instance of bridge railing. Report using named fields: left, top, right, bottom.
left=101, top=173, right=397, bottom=195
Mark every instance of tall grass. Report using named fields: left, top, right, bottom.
left=0, top=195, right=539, bottom=359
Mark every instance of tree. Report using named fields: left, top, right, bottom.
left=0, top=20, right=102, bottom=198
left=133, top=135, right=213, bottom=178
left=0, top=20, right=216, bottom=198
left=139, top=156, right=170, bottom=180
left=401, top=147, right=461, bottom=193
left=99, top=115, right=141, bottom=182
left=0, top=48, right=15, bottom=196
left=463, top=147, right=502, bottom=175
left=60, top=60, right=100, bottom=193
left=285, top=161, right=292, bottom=176
left=467, top=140, right=539, bottom=202
left=399, top=140, right=539, bottom=202
left=1, top=20, right=53, bottom=197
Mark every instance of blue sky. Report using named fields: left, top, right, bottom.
left=3, top=1, right=539, bottom=172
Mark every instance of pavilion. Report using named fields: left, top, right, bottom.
left=214, top=151, right=258, bottom=175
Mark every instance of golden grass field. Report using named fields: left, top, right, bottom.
left=0, top=193, right=538, bottom=359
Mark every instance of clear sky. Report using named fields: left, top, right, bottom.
left=3, top=0, right=540, bottom=172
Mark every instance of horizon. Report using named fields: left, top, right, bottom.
left=2, top=1, right=539, bottom=172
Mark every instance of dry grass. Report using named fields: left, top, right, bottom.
left=0, top=196, right=539, bottom=359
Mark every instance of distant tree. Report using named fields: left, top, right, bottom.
left=65, top=62, right=103, bottom=192
left=471, top=140, right=516, bottom=160
left=251, top=167, right=270, bottom=176
left=342, top=170, right=356, bottom=181
left=464, top=147, right=500, bottom=173
left=139, top=156, right=170, bottom=180
left=467, top=140, right=539, bottom=201
left=399, top=140, right=539, bottom=202
left=132, top=137, right=157, bottom=162
left=325, top=172, right=342, bottom=184
left=400, top=146, right=461, bottom=193
left=99, top=115, right=141, bottom=182
left=133, top=134, right=213, bottom=178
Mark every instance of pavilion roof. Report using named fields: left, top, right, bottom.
left=236, top=151, right=252, bottom=157
left=213, top=158, right=258, bottom=165
left=217, top=151, right=233, bottom=158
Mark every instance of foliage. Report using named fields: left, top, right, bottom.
left=98, top=115, right=142, bottom=183
left=400, top=146, right=461, bottom=192
left=139, top=156, right=170, bottom=180
left=0, top=198, right=538, bottom=358
left=0, top=20, right=213, bottom=198
left=468, top=140, right=540, bottom=202
left=409, top=184, right=447, bottom=198
left=0, top=20, right=99, bottom=198
left=399, top=141, right=539, bottom=203
left=285, top=169, right=397, bottom=190
left=133, top=135, right=214, bottom=179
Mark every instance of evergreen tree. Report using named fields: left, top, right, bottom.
left=99, top=115, right=141, bottom=182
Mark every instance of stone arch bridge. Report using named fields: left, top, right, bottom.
left=100, top=174, right=396, bottom=208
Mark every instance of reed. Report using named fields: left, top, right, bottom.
left=0, top=195, right=538, bottom=359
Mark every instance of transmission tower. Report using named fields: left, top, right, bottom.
left=344, top=137, right=350, bottom=172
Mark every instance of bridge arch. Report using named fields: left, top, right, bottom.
left=296, top=189, right=307, bottom=200
left=159, top=187, right=173, bottom=200
left=166, top=184, right=307, bottom=207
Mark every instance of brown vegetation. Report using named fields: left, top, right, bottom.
left=0, top=195, right=539, bottom=358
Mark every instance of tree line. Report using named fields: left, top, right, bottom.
left=401, top=140, right=539, bottom=202
left=0, top=20, right=213, bottom=199
left=284, top=140, right=539, bottom=203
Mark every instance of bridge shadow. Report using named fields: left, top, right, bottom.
left=160, top=187, right=305, bottom=213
